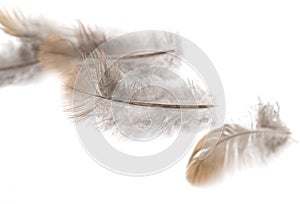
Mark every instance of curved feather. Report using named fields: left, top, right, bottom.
left=187, top=103, right=291, bottom=185
left=64, top=49, right=213, bottom=140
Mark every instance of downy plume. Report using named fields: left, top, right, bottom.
left=64, top=49, right=213, bottom=139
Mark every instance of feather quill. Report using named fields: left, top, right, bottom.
left=187, top=102, right=291, bottom=185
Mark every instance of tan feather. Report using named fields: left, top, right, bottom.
left=187, top=102, right=291, bottom=185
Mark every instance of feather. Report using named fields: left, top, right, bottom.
left=0, top=9, right=110, bottom=82
left=64, top=49, right=213, bottom=140
left=186, top=102, right=291, bottom=185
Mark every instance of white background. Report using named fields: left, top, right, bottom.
left=0, top=0, right=300, bottom=203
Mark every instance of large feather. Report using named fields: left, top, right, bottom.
left=64, top=48, right=213, bottom=140
left=187, top=102, right=291, bottom=185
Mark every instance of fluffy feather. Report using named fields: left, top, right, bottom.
left=0, top=9, right=111, bottom=84
left=186, top=102, right=291, bottom=185
left=64, top=49, right=213, bottom=140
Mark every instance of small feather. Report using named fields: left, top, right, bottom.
left=187, top=102, right=291, bottom=185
